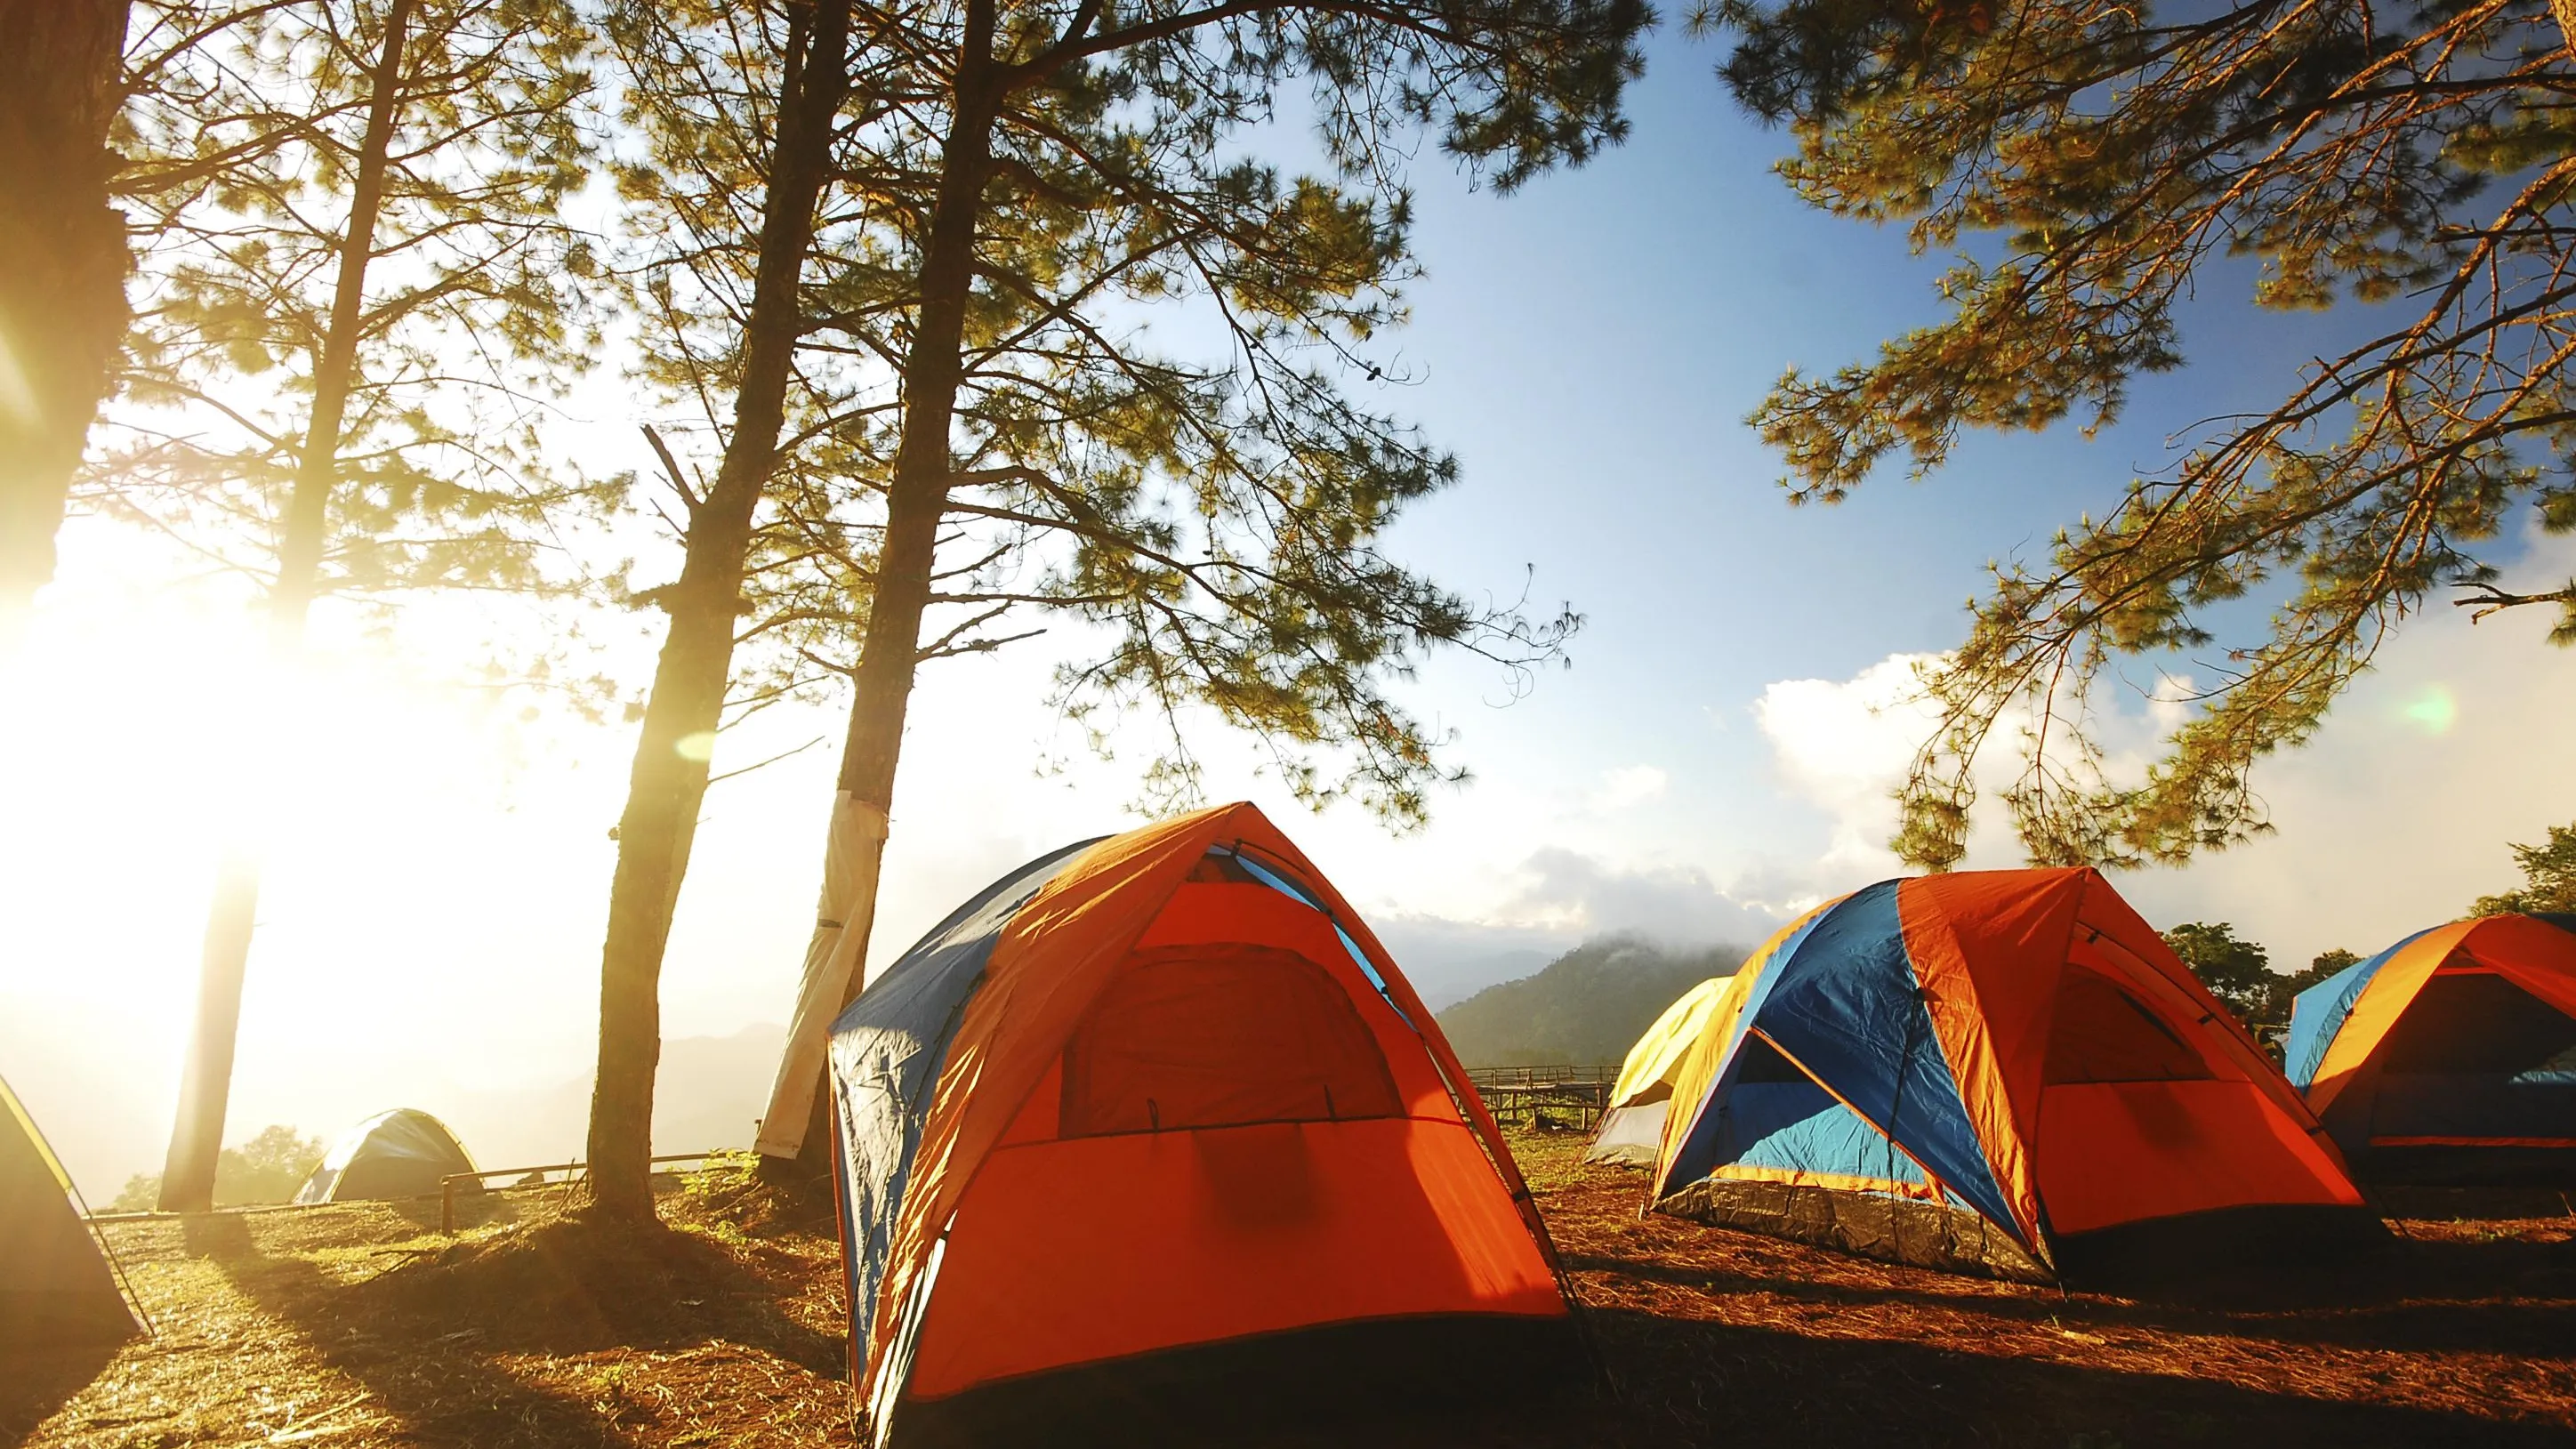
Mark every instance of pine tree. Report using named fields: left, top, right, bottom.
left=720, top=0, right=1650, bottom=1171
left=104, top=0, right=606, bottom=1211
left=2472, top=819, right=2576, bottom=915
left=0, top=0, right=131, bottom=642
left=1699, top=0, right=2576, bottom=869
left=2162, top=921, right=2274, bottom=1026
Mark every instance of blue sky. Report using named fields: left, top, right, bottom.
left=4, top=28, right=2572, bottom=1199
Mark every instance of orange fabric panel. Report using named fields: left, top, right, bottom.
left=1898, top=869, right=2088, bottom=1242
left=2066, top=878, right=2345, bottom=1166
left=2043, top=969, right=2216, bottom=1084
left=906, top=1117, right=1564, bottom=1399
left=1204, top=836, right=1574, bottom=1300
left=2461, top=916, right=2576, bottom=1018
left=2308, top=921, right=2479, bottom=1117
left=997, top=1060, right=1061, bottom=1147
left=863, top=804, right=1567, bottom=1413
left=1135, top=883, right=1454, bottom=1118
left=865, top=809, right=1239, bottom=1405
left=2034, top=1080, right=2363, bottom=1235
left=1059, top=946, right=1403, bottom=1135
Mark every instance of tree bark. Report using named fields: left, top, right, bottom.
left=0, top=0, right=131, bottom=648
left=756, top=18, right=1001, bottom=1168
left=157, top=0, right=416, bottom=1214
left=584, top=0, right=853, bottom=1220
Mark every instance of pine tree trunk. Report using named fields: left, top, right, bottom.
left=584, top=0, right=853, bottom=1221
left=755, top=31, right=1001, bottom=1169
left=0, top=0, right=130, bottom=647
left=157, top=0, right=416, bottom=1214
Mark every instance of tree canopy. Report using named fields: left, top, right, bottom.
left=1704, top=0, right=2576, bottom=870
left=2472, top=817, right=2576, bottom=914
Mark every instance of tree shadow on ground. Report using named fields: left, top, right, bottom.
left=181, top=1212, right=640, bottom=1449
left=0, top=1338, right=124, bottom=1448
left=1547, top=1308, right=2576, bottom=1449
left=1566, top=1222, right=2576, bottom=1359
left=350, top=1213, right=845, bottom=1373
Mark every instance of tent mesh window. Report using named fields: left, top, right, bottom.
left=2043, top=970, right=2216, bottom=1084
left=1059, top=946, right=1404, bottom=1138
left=2380, top=973, right=2576, bottom=1076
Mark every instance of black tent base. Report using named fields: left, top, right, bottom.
left=885, top=1312, right=1582, bottom=1448
left=2048, top=1203, right=2394, bottom=1292
left=2350, top=1143, right=2576, bottom=1187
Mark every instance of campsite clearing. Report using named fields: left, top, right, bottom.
left=11, top=1133, right=2576, bottom=1447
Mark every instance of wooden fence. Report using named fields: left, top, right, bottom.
left=1463, top=1064, right=1616, bottom=1132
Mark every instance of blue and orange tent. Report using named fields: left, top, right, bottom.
left=2286, top=912, right=2576, bottom=1183
left=825, top=803, right=1574, bottom=1446
left=1649, top=868, right=2376, bottom=1283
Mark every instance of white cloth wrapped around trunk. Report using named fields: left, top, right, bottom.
left=757, top=790, right=890, bottom=1159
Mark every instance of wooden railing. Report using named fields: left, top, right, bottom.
left=437, top=1150, right=735, bottom=1232
left=1463, top=1064, right=1616, bottom=1131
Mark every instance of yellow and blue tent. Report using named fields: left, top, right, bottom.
left=1587, top=976, right=1744, bottom=1166
left=1650, top=868, right=2376, bottom=1283
left=2286, top=912, right=2576, bottom=1183
left=1, top=1072, right=135, bottom=1344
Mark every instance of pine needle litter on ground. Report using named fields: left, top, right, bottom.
left=13, top=1135, right=2576, bottom=1446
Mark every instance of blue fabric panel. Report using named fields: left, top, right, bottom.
left=1742, top=881, right=2020, bottom=1236
left=1716, top=1081, right=1931, bottom=1188
left=2285, top=929, right=2439, bottom=1090
left=1662, top=906, right=1839, bottom=1193
left=827, top=839, right=1100, bottom=1369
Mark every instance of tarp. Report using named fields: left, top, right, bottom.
left=827, top=803, right=1573, bottom=1445
left=2285, top=913, right=2576, bottom=1173
left=1, top=1072, right=135, bottom=1343
left=1651, top=869, right=2371, bottom=1281
left=294, top=1108, right=477, bottom=1203
left=1587, top=976, right=1741, bottom=1166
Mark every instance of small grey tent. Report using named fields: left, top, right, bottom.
left=1, top=1073, right=136, bottom=1344
left=295, top=1109, right=478, bottom=1203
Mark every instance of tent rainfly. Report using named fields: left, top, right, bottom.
left=826, top=802, right=1577, bottom=1446
left=2287, top=912, right=2576, bottom=1183
left=294, top=1109, right=479, bottom=1203
left=1651, top=868, right=2381, bottom=1284
left=1587, top=976, right=1743, bottom=1167
left=1, top=1072, right=136, bottom=1344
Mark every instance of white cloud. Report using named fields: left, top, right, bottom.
left=1751, top=652, right=1946, bottom=877
left=1591, top=763, right=1669, bottom=809
left=1747, top=528, right=2576, bottom=971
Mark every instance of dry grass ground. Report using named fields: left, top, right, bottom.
left=11, top=1134, right=2576, bottom=1447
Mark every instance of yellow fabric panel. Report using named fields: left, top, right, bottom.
left=1607, top=976, right=1741, bottom=1109
left=2307, top=919, right=2481, bottom=1117
left=0, top=1074, right=73, bottom=1194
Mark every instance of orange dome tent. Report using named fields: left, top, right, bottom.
left=1650, top=868, right=2378, bottom=1283
left=2286, top=913, right=2576, bottom=1182
left=825, top=803, right=1574, bottom=1445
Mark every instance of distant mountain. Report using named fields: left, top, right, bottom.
left=1435, top=937, right=1750, bottom=1068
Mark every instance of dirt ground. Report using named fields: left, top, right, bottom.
left=12, top=1135, right=2576, bottom=1448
